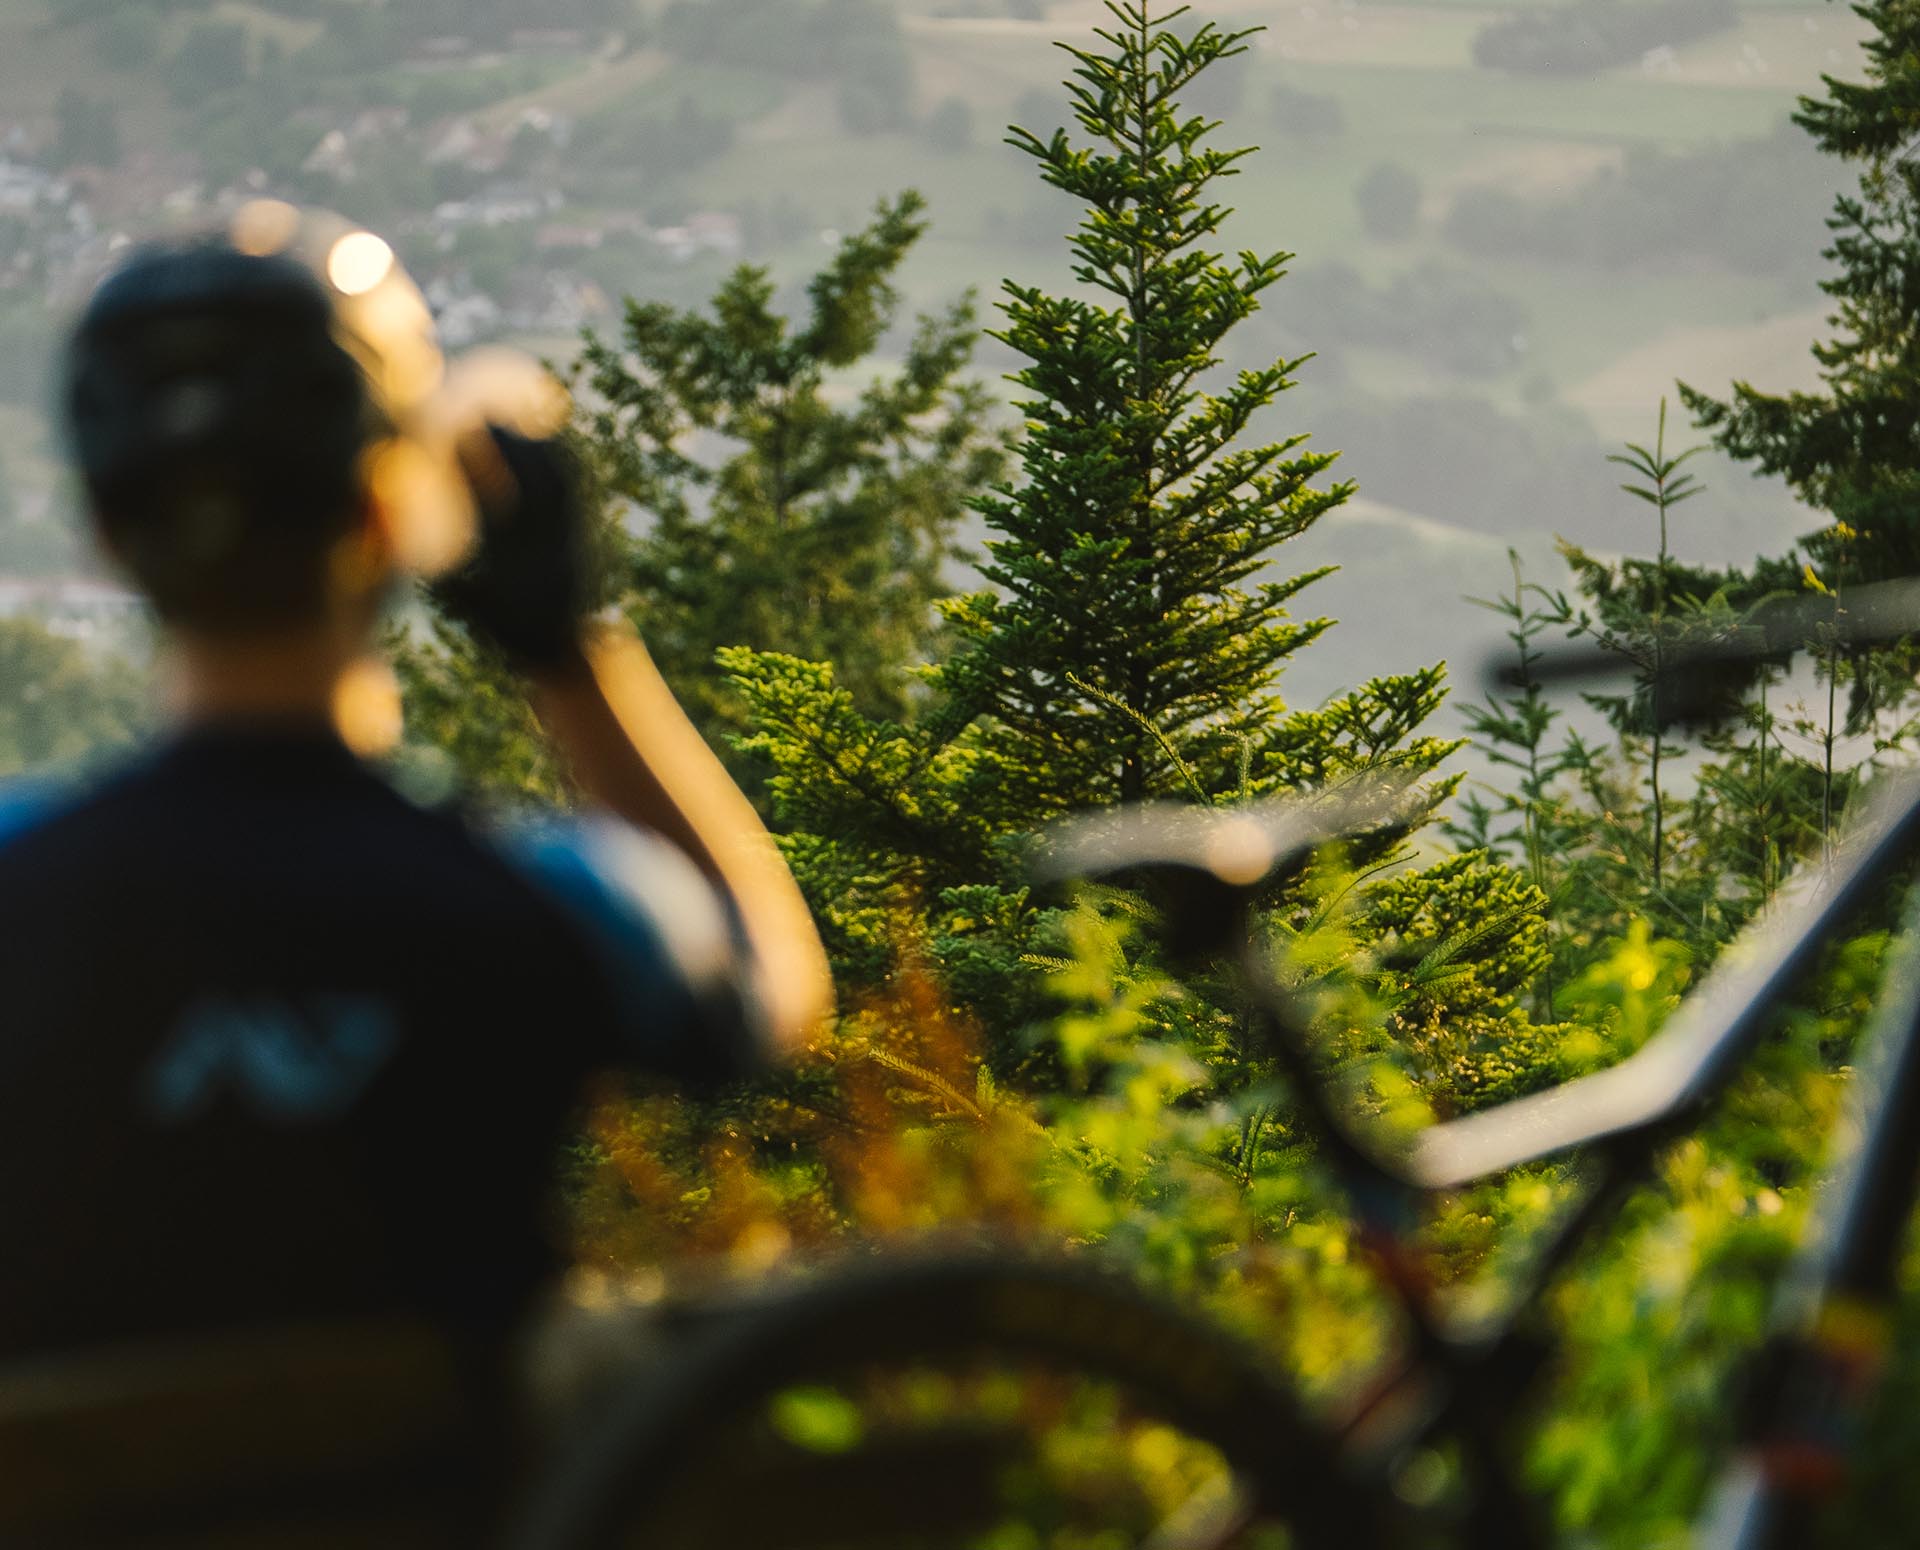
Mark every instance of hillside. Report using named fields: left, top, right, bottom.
left=0, top=0, right=1868, bottom=719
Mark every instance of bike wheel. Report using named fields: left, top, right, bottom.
left=510, top=1252, right=1417, bottom=1550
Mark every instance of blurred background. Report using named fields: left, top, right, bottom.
left=0, top=0, right=1858, bottom=766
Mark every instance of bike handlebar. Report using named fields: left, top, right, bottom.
left=1037, top=768, right=1920, bottom=1194
left=1409, top=772, right=1920, bottom=1188
left=1033, top=772, right=1428, bottom=895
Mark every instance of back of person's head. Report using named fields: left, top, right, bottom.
left=61, top=205, right=460, bottom=636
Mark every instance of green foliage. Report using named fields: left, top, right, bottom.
left=1574, top=401, right=1706, bottom=887
left=1520, top=925, right=1899, bottom=1546
left=1455, top=408, right=1849, bottom=1001
left=391, top=618, right=568, bottom=813
left=693, top=39, right=1551, bottom=1242
left=686, top=15, right=1577, bottom=1158
left=722, top=650, right=1002, bottom=881
left=373, top=2, right=1920, bottom=1541
left=1451, top=550, right=1575, bottom=899
left=0, top=17, right=1906, bottom=1541
left=715, top=9, right=1564, bottom=1170
left=1682, top=2, right=1920, bottom=583
left=933, top=4, right=1349, bottom=811
left=402, top=197, right=1006, bottom=804
left=576, top=192, right=1005, bottom=748
left=0, top=619, right=148, bottom=777
left=1434, top=267, right=1920, bottom=1532
left=1027, top=901, right=1401, bottom=1375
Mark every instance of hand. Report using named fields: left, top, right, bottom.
left=433, top=426, right=590, bottom=674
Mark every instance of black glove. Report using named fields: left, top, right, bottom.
left=432, top=425, right=590, bottom=673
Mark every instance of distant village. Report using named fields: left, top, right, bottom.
left=0, top=100, right=744, bottom=341
left=0, top=26, right=752, bottom=642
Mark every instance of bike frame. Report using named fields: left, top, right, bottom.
left=1220, top=771, right=1920, bottom=1548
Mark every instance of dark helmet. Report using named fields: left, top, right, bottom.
left=61, top=204, right=470, bottom=627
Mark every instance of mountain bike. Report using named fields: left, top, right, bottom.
left=512, top=758, right=1920, bottom=1549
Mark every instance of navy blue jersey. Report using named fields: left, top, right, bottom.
left=0, top=724, right=763, bottom=1359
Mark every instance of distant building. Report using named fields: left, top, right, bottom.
left=432, top=186, right=555, bottom=229
left=519, top=106, right=575, bottom=149
left=302, top=109, right=413, bottom=184
left=536, top=222, right=605, bottom=252
left=0, top=159, right=66, bottom=214
left=424, top=275, right=505, bottom=348
left=686, top=211, right=743, bottom=255
left=653, top=211, right=744, bottom=262
left=426, top=108, right=570, bottom=175
left=504, top=271, right=610, bottom=333
left=0, top=575, right=143, bottom=642
left=425, top=118, right=492, bottom=169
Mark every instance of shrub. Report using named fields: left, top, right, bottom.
left=1270, top=80, right=1344, bottom=138
left=1356, top=161, right=1422, bottom=241
left=922, top=96, right=976, bottom=153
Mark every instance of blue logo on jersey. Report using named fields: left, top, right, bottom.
left=143, top=996, right=400, bottom=1124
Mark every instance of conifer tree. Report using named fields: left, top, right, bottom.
left=725, top=2, right=1544, bottom=1097
left=1455, top=424, right=1812, bottom=977
left=1448, top=550, right=1575, bottom=1010
left=1681, top=0, right=1920, bottom=588
left=400, top=196, right=1005, bottom=801
left=577, top=192, right=1005, bottom=741
left=1541, top=536, right=1793, bottom=960
left=931, top=2, right=1347, bottom=810
left=1566, top=402, right=1704, bottom=887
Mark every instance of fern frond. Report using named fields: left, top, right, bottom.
left=862, top=1046, right=987, bottom=1123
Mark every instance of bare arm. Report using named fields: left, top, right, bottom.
left=526, top=625, right=833, bottom=1056
left=434, top=424, right=829, bottom=1054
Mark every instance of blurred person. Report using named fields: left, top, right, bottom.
left=0, top=209, right=831, bottom=1542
